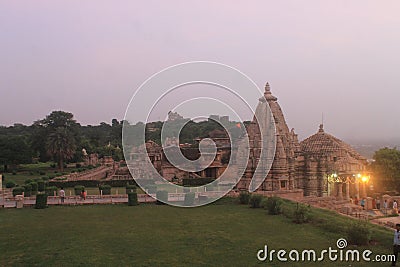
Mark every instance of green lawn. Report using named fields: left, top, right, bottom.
left=0, top=199, right=394, bottom=267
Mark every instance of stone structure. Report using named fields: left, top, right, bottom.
left=126, top=82, right=367, bottom=198
left=297, top=124, right=367, bottom=197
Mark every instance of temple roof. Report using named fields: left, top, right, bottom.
left=300, top=124, right=365, bottom=161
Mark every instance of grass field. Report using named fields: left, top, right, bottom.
left=0, top=199, right=394, bottom=267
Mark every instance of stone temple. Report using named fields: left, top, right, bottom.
left=129, top=83, right=367, bottom=198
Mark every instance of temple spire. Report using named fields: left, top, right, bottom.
left=261, top=82, right=277, bottom=102
left=318, top=124, right=324, bottom=133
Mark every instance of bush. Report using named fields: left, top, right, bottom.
left=182, top=178, right=215, bottom=186
left=126, top=184, right=137, bottom=194
left=347, top=221, right=371, bottom=245
left=45, top=175, right=53, bottom=180
left=74, top=185, right=85, bottom=196
left=12, top=171, right=17, bottom=175
left=156, top=190, right=168, bottom=204
left=128, top=192, right=138, bottom=206
left=293, top=204, right=312, bottom=224
left=50, top=163, right=56, bottom=168
left=5, top=181, right=16, bottom=188
left=35, top=193, right=48, bottom=209
left=75, top=163, right=82, bottom=168
left=184, top=192, right=196, bottom=206
left=24, top=179, right=33, bottom=184
left=30, top=182, right=38, bottom=195
left=146, top=185, right=157, bottom=194
left=39, top=171, right=46, bottom=175
left=265, top=197, right=282, bottom=215
left=45, top=186, right=58, bottom=196
left=239, top=191, right=250, bottom=204
left=37, top=180, right=45, bottom=192
left=23, top=184, right=32, bottom=197
left=12, top=187, right=24, bottom=196
left=99, top=184, right=111, bottom=195
left=249, top=194, right=263, bottom=208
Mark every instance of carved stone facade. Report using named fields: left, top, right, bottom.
left=127, top=83, right=367, bottom=197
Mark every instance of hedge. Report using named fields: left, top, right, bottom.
left=249, top=194, right=263, bottom=208
left=5, top=181, right=16, bottom=188
left=30, top=182, right=38, bottom=195
left=22, top=184, right=32, bottom=197
left=128, top=192, right=138, bottom=206
left=37, top=180, right=46, bottom=192
left=35, top=193, right=48, bottom=209
left=45, top=186, right=58, bottom=196
left=184, top=192, right=195, bottom=206
left=99, top=185, right=111, bottom=195
left=239, top=191, right=250, bottom=204
left=12, top=187, right=24, bottom=197
left=126, top=184, right=137, bottom=194
left=156, top=190, right=168, bottom=205
left=182, top=178, right=215, bottom=186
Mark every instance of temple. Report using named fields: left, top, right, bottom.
left=127, top=83, right=367, bottom=198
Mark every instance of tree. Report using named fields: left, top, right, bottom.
left=35, top=111, right=79, bottom=171
left=46, top=127, right=76, bottom=172
left=0, top=136, right=32, bottom=172
left=372, top=147, right=400, bottom=193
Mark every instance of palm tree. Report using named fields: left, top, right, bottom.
left=46, top=127, right=76, bottom=172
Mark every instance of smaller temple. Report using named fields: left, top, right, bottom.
left=297, top=124, right=367, bottom=198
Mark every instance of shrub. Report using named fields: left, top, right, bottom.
left=24, top=179, right=33, bottom=184
left=146, top=185, right=157, bottom=194
left=35, top=193, right=48, bottom=209
left=45, top=175, right=52, bottom=180
left=156, top=190, right=168, bottom=204
left=99, top=184, right=111, bottom=195
left=261, top=198, right=269, bottom=209
left=37, top=180, right=45, bottom=192
left=249, top=194, right=263, bottom=208
left=347, top=221, right=371, bottom=245
left=39, top=171, right=46, bottom=175
left=293, top=204, right=312, bottom=224
left=184, top=192, right=196, bottom=206
left=50, top=163, right=56, bottom=168
left=12, top=171, right=17, bottom=175
left=23, top=184, right=32, bottom=197
left=30, top=182, right=38, bottom=195
left=182, top=178, right=215, bottom=186
left=239, top=191, right=250, bottom=204
left=74, top=185, right=85, bottom=196
left=265, top=197, right=282, bottom=215
left=45, top=186, right=58, bottom=196
left=126, top=184, right=137, bottom=194
left=128, top=192, right=138, bottom=206
left=5, top=181, right=16, bottom=188
left=12, top=187, right=24, bottom=196
left=75, top=163, right=82, bottom=168
left=29, top=172, right=34, bottom=175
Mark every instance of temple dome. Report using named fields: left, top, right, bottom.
left=300, top=124, right=365, bottom=161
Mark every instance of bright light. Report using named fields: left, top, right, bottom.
left=357, top=173, right=362, bottom=178
left=361, top=176, right=368, bottom=182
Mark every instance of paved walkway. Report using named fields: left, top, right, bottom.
left=0, top=194, right=156, bottom=208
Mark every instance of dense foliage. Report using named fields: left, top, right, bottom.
left=372, top=147, right=400, bottom=192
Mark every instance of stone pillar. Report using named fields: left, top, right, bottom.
left=337, top=183, right=343, bottom=200
left=346, top=180, right=350, bottom=200
left=355, top=181, right=360, bottom=199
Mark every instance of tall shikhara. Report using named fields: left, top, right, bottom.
left=238, top=83, right=300, bottom=192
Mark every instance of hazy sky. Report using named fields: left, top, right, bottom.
left=1, top=1, right=400, bottom=142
